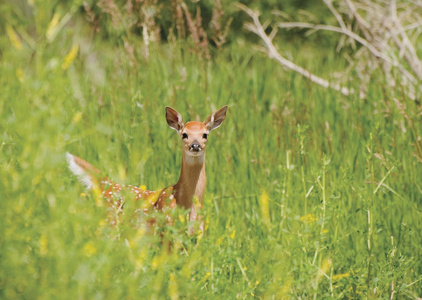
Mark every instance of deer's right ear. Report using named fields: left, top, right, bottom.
left=166, top=107, right=184, bottom=132
left=204, top=105, right=228, bottom=131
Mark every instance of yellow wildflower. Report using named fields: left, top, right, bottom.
left=151, top=254, right=160, bottom=270
left=118, top=165, right=126, bottom=181
left=259, top=191, right=271, bottom=228
left=46, top=12, right=60, bottom=41
left=300, top=214, right=318, bottom=223
left=332, top=273, right=350, bottom=281
left=178, top=215, right=185, bottom=224
left=193, top=196, right=200, bottom=207
left=215, top=235, right=225, bottom=246
left=72, top=112, right=83, bottom=125
left=83, top=242, right=97, bottom=257
left=199, top=272, right=211, bottom=284
left=205, top=215, right=209, bottom=231
left=169, top=273, right=179, bottom=300
left=62, top=44, right=79, bottom=70
left=135, top=249, right=147, bottom=271
left=135, top=227, right=146, bottom=240
left=32, top=175, right=42, bottom=186
left=196, top=228, right=203, bottom=241
left=279, top=276, right=294, bottom=297
left=317, top=257, right=332, bottom=281
left=92, top=183, right=103, bottom=207
left=6, top=25, right=22, bottom=50
left=39, top=234, right=48, bottom=256
left=16, top=68, right=25, bottom=82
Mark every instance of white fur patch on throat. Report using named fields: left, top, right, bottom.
left=184, top=152, right=205, bottom=165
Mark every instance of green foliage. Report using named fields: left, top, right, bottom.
left=1, top=1, right=422, bottom=299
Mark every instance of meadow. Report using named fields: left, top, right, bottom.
left=1, top=1, right=422, bottom=299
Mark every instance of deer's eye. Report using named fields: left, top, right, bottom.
left=203, top=133, right=208, bottom=139
left=182, top=133, right=188, bottom=139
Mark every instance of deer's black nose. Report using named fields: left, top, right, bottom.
left=190, top=143, right=201, bottom=152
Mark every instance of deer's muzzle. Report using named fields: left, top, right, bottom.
left=190, top=143, right=202, bottom=152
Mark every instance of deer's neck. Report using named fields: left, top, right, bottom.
left=174, top=152, right=206, bottom=209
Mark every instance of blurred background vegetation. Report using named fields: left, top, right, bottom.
left=1, top=0, right=421, bottom=298
left=0, top=0, right=331, bottom=60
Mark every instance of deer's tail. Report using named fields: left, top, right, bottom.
left=66, top=152, right=101, bottom=190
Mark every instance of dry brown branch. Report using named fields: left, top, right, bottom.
left=388, top=0, right=422, bottom=78
left=240, top=0, right=422, bottom=99
left=238, top=3, right=352, bottom=96
left=343, top=0, right=371, bottom=41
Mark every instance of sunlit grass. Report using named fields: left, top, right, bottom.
left=1, top=8, right=422, bottom=299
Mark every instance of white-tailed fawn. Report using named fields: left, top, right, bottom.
left=67, top=105, right=228, bottom=232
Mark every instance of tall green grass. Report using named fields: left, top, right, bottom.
left=1, top=12, right=422, bottom=299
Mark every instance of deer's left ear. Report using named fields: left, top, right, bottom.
left=204, top=105, right=228, bottom=131
left=166, top=107, right=184, bottom=132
